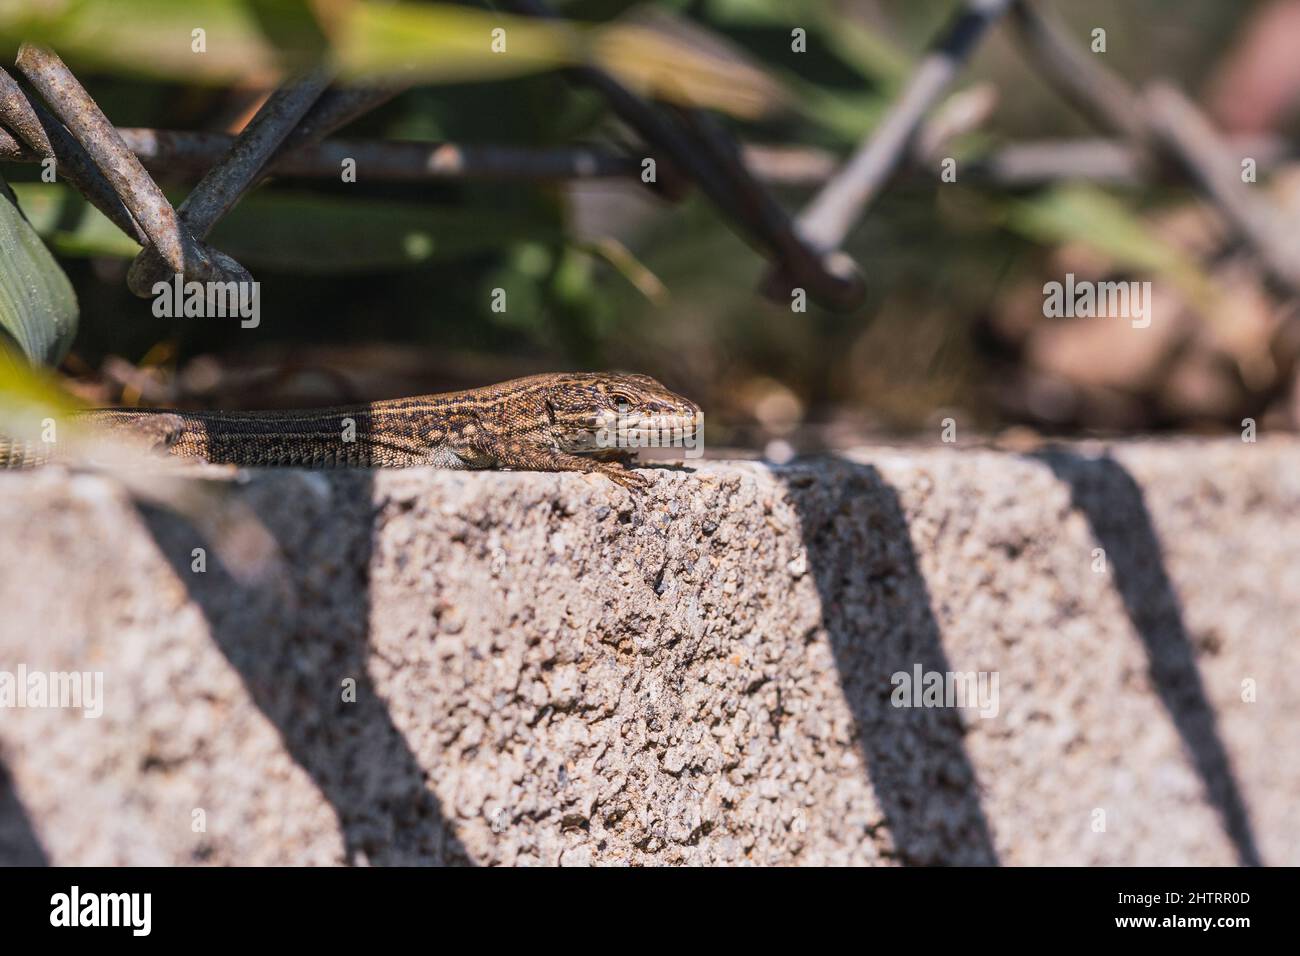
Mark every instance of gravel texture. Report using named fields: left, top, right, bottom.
left=0, top=439, right=1296, bottom=866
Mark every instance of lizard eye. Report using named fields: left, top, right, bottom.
left=610, top=392, right=632, bottom=407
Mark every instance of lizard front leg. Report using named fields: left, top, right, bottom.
left=588, top=447, right=636, bottom=466
left=494, top=442, right=649, bottom=490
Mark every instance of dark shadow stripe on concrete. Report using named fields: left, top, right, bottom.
left=1033, top=449, right=1262, bottom=867
left=0, top=756, right=48, bottom=866
left=135, top=471, right=471, bottom=866
left=785, top=460, right=999, bottom=865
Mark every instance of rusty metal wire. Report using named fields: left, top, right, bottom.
left=671, top=105, right=863, bottom=308
left=0, top=48, right=416, bottom=301
left=502, top=0, right=865, bottom=310
left=10, top=124, right=1292, bottom=193
left=1144, top=83, right=1300, bottom=293
left=126, top=66, right=334, bottom=296
left=274, top=84, right=407, bottom=157
left=1008, top=0, right=1151, bottom=150
left=762, top=0, right=1014, bottom=304
left=0, top=120, right=841, bottom=187
left=15, top=44, right=251, bottom=290
left=5, top=124, right=1287, bottom=191
left=108, top=130, right=640, bottom=183
left=0, top=67, right=148, bottom=246
left=500, top=0, right=692, bottom=201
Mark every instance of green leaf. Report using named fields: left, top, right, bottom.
left=0, top=182, right=78, bottom=365
left=333, top=3, right=580, bottom=85
left=0, top=0, right=311, bottom=83
left=10, top=182, right=142, bottom=258
left=587, top=8, right=789, bottom=119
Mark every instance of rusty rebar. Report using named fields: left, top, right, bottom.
left=792, top=0, right=1014, bottom=255
left=0, top=68, right=147, bottom=245
left=14, top=44, right=250, bottom=292
left=672, top=106, right=863, bottom=309
left=500, top=0, right=697, bottom=202
left=275, top=84, right=406, bottom=154
left=1143, top=82, right=1300, bottom=294
left=7, top=125, right=1288, bottom=192
left=962, top=135, right=1289, bottom=188
left=1008, top=2, right=1300, bottom=294
left=1009, top=0, right=1152, bottom=148
left=130, top=129, right=637, bottom=182
left=506, top=0, right=863, bottom=309
left=127, top=66, right=333, bottom=295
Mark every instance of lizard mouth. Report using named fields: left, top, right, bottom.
left=562, top=410, right=703, bottom=454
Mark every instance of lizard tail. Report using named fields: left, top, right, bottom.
left=2, top=412, right=195, bottom=469
left=0, top=437, right=51, bottom=469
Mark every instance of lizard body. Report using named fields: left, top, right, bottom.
left=0, top=372, right=702, bottom=489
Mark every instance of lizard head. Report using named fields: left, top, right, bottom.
left=542, top=372, right=702, bottom=456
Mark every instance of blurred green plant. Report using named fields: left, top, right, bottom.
left=0, top=335, right=82, bottom=448
left=0, top=178, right=78, bottom=364
left=0, top=0, right=786, bottom=117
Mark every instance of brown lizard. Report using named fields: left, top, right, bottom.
left=0, top=372, right=702, bottom=489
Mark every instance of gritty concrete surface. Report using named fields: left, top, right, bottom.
left=0, top=439, right=1296, bottom=866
